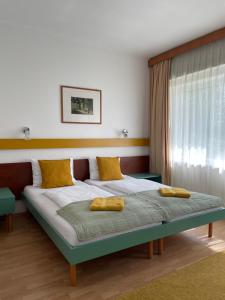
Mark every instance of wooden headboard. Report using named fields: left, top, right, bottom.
left=0, top=156, right=149, bottom=199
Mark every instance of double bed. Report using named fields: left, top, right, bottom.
left=23, top=182, right=163, bottom=247
left=23, top=177, right=225, bottom=287
left=23, top=181, right=165, bottom=286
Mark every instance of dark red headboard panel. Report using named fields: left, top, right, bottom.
left=0, top=162, right=33, bottom=200
left=74, top=159, right=90, bottom=181
left=120, top=156, right=149, bottom=174
left=0, top=156, right=149, bottom=199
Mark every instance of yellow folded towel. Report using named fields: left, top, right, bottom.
left=159, top=188, right=176, bottom=197
left=159, top=187, right=191, bottom=198
left=90, top=196, right=125, bottom=211
left=173, top=187, right=191, bottom=198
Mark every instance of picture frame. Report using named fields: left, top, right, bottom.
left=61, top=85, right=102, bottom=124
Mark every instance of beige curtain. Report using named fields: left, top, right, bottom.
left=150, top=60, right=171, bottom=184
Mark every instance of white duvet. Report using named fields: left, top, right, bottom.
left=85, top=176, right=168, bottom=195
left=44, top=184, right=112, bottom=208
left=104, top=179, right=167, bottom=194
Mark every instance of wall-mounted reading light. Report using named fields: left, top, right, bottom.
left=22, top=127, right=31, bottom=140
left=121, top=129, right=128, bottom=138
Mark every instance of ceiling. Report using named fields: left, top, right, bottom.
left=0, top=0, right=225, bottom=58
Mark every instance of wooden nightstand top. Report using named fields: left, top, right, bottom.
left=128, top=172, right=160, bottom=179
left=128, top=172, right=162, bottom=183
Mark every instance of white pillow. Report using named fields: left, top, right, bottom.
left=31, top=158, right=76, bottom=187
left=88, top=157, right=123, bottom=180
left=88, top=158, right=100, bottom=180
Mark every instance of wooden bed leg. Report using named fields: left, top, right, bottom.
left=158, top=238, right=164, bottom=255
left=5, top=214, right=13, bottom=232
left=69, top=265, right=77, bottom=287
left=147, top=241, right=153, bottom=259
left=208, top=223, right=213, bottom=238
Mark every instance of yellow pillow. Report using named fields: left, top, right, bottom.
left=96, top=157, right=123, bottom=181
left=38, top=159, right=74, bottom=189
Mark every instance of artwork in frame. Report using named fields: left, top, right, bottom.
left=61, top=86, right=102, bottom=124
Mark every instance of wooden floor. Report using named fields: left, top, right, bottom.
left=0, top=215, right=225, bottom=300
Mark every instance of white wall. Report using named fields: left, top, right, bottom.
left=0, top=25, right=149, bottom=137
left=0, top=147, right=149, bottom=163
left=0, top=25, right=149, bottom=162
left=0, top=25, right=149, bottom=211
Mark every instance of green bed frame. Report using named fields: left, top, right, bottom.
left=23, top=195, right=225, bottom=286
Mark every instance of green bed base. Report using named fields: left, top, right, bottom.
left=23, top=195, right=225, bottom=266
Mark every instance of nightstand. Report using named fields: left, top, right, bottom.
left=0, top=188, right=15, bottom=232
left=129, top=172, right=162, bottom=183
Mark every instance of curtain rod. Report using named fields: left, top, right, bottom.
left=148, top=26, right=225, bottom=67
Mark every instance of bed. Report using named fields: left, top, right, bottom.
left=85, top=176, right=225, bottom=221
left=23, top=179, right=225, bottom=287
left=86, top=175, right=225, bottom=251
left=23, top=181, right=165, bottom=286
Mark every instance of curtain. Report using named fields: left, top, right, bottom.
left=170, top=38, right=225, bottom=199
left=150, top=60, right=171, bottom=184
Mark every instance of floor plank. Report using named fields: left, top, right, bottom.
left=0, top=214, right=225, bottom=300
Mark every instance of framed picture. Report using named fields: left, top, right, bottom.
left=61, top=86, right=102, bottom=124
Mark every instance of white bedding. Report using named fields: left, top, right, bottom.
left=85, top=176, right=167, bottom=194
left=44, top=185, right=111, bottom=208
left=85, top=176, right=224, bottom=221
left=23, top=181, right=160, bottom=246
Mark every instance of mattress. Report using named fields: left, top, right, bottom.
left=85, top=177, right=224, bottom=221
left=23, top=181, right=161, bottom=247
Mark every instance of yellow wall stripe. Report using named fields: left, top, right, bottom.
left=0, top=138, right=149, bottom=150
